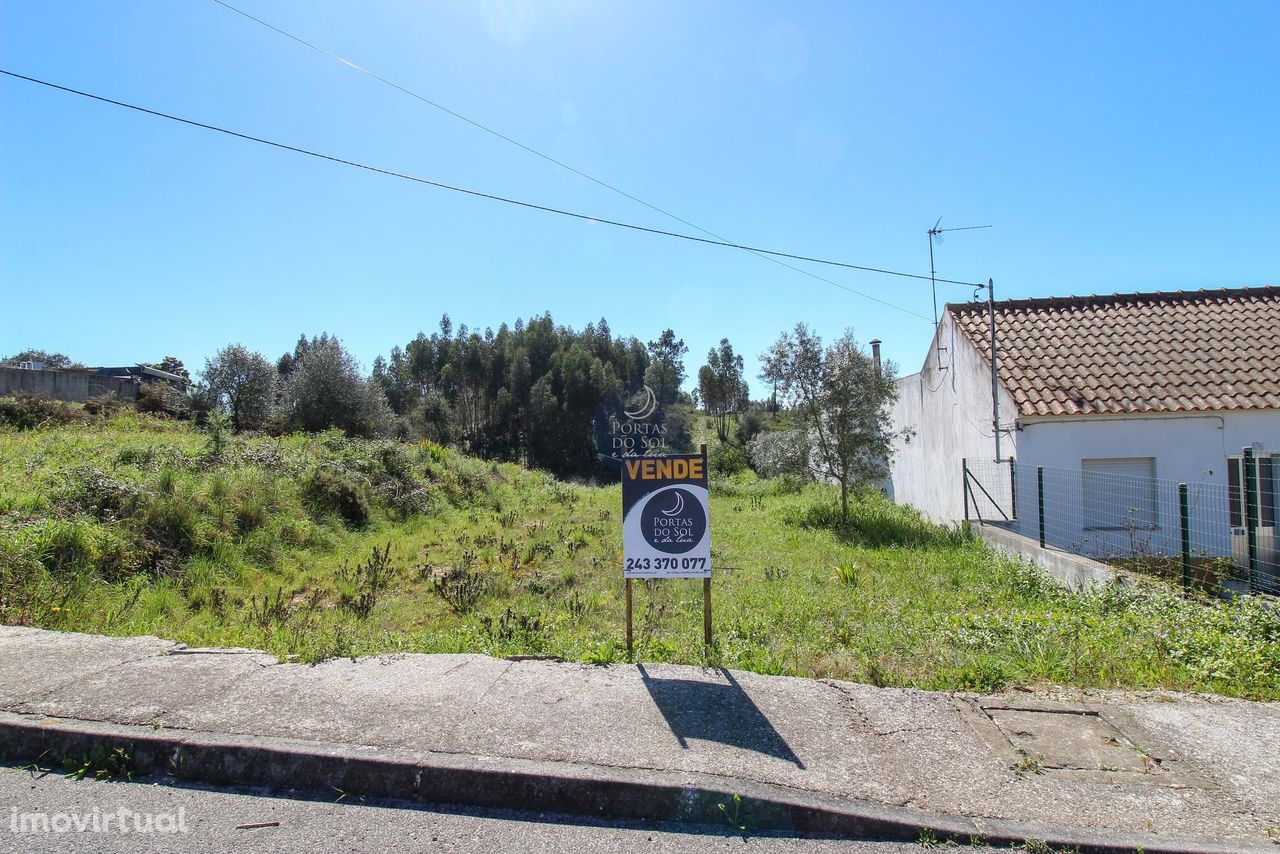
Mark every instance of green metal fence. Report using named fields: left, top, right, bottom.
left=963, top=451, right=1279, bottom=598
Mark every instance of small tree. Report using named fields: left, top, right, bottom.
left=203, top=345, right=277, bottom=432
left=761, top=325, right=899, bottom=519
left=284, top=334, right=392, bottom=438
left=698, top=338, right=747, bottom=443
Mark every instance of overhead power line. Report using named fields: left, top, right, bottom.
left=209, top=1, right=979, bottom=318
left=0, top=69, right=982, bottom=317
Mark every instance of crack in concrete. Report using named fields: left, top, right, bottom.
left=438, top=661, right=515, bottom=745
left=163, top=650, right=276, bottom=666
left=818, top=680, right=958, bottom=805
left=1, top=646, right=179, bottom=710
left=874, top=725, right=955, bottom=738
left=435, top=659, right=476, bottom=680
left=818, top=679, right=876, bottom=733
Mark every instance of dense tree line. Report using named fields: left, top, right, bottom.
left=12, top=319, right=898, bottom=493
left=369, top=314, right=689, bottom=477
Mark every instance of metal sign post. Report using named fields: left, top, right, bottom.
left=621, top=445, right=712, bottom=656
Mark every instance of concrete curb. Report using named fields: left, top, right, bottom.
left=0, top=711, right=1268, bottom=853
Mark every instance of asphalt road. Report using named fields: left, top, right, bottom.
left=0, top=766, right=977, bottom=854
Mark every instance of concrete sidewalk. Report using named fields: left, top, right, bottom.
left=0, top=626, right=1276, bottom=851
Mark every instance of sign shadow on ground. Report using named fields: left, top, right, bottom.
left=636, top=664, right=805, bottom=768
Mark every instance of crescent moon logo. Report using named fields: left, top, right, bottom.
left=623, top=385, right=658, bottom=421
left=659, top=491, right=685, bottom=517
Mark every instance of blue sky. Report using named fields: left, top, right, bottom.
left=3, top=1, right=1277, bottom=394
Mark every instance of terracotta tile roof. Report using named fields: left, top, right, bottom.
left=948, top=286, right=1280, bottom=417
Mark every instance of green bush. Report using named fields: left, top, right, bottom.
left=710, top=443, right=750, bottom=476
left=83, top=393, right=126, bottom=417
left=734, top=410, right=765, bottom=445
left=0, top=393, right=87, bottom=430
left=301, top=466, right=370, bottom=528
left=135, top=382, right=189, bottom=418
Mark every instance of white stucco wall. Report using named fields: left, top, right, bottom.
left=886, top=311, right=1018, bottom=523
left=1011, top=410, right=1280, bottom=559
left=887, top=306, right=1280, bottom=555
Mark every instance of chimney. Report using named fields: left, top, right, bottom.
left=869, top=339, right=882, bottom=374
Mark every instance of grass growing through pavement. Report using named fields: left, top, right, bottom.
left=2, top=413, right=1277, bottom=699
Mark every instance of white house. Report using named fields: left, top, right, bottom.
left=887, top=286, right=1280, bottom=589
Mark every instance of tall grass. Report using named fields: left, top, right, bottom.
left=790, top=487, right=968, bottom=549
left=1, top=412, right=1277, bottom=699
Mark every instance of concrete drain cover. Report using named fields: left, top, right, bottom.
left=986, top=708, right=1149, bottom=772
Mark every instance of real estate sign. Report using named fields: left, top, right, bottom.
left=621, top=453, right=711, bottom=578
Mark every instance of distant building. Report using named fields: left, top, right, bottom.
left=1, top=362, right=186, bottom=404
left=89, top=365, right=189, bottom=387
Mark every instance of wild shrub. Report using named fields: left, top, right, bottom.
left=747, top=430, right=810, bottom=480
left=431, top=565, right=487, bottom=614
left=734, top=410, right=765, bottom=446
left=135, top=382, right=188, bottom=417
left=372, top=480, right=432, bottom=519
left=83, top=392, right=126, bottom=417
left=523, top=541, right=555, bottom=563
left=248, top=588, right=291, bottom=628
left=710, top=443, right=750, bottom=476
left=63, top=467, right=142, bottom=520
left=337, top=542, right=396, bottom=618
left=301, top=466, right=370, bottom=528
left=482, top=607, right=544, bottom=646
left=0, top=393, right=86, bottom=430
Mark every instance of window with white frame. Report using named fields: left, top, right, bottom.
left=1082, top=457, right=1157, bottom=530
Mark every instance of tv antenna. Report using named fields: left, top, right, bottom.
left=927, top=219, right=991, bottom=325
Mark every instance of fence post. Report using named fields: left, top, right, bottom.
left=962, top=459, right=970, bottom=522
left=1009, top=458, right=1017, bottom=521
left=1178, top=483, right=1191, bottom=595
left=1244, top=446, right=1260, bottom=595
left=1037, top=466, right=1046, bottom=548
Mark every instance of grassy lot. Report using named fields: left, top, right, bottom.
left=2, top=412, right=1278, bottom=699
